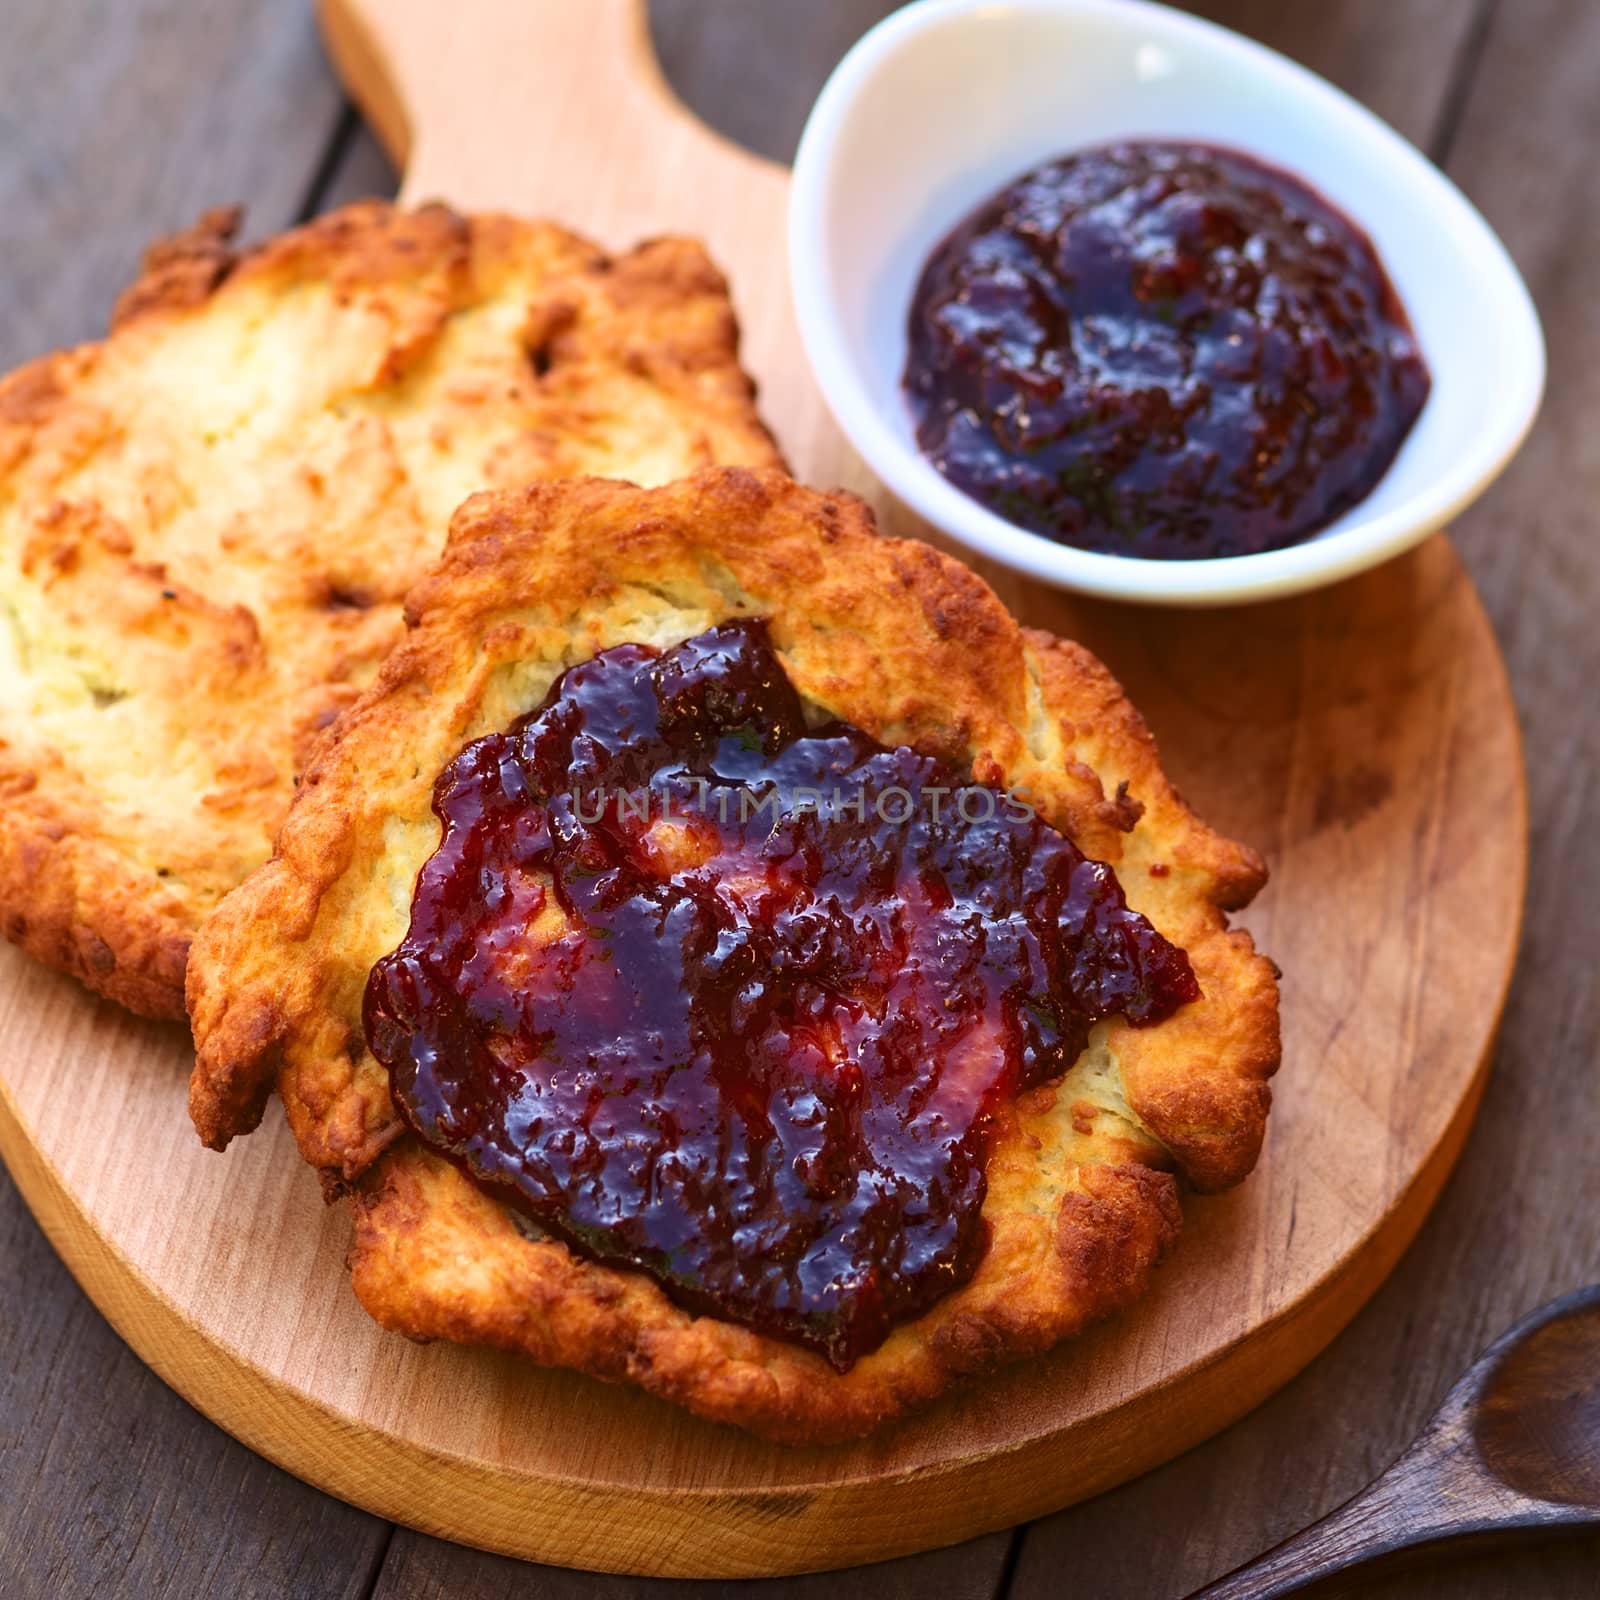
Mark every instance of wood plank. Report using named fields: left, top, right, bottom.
left=0, top=0, right=348, bottom=369
left=317, top=0, right=1464, bottom=212
left=0, top=4, right=392, bottom=1598
left=1013, top=1, right=1600, bottom=1596
left=1180, top=0, right=1490, bottom=151
left=331, top=0, right=1507, bottom=1591
left=0, top=1160, right=388, bottom=1600
left=0, top=2, right=1587, bottom=1597
left=316, top=117, right=400, bottom=213
left=1350, top=2, right=1600, bottom=1584
left=368, top=1529, right=1014, bottom=1600
left=313, top=0, right=907, bottom=208
left=648, top=0, right=903, bottom=164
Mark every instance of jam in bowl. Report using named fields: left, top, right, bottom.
left=789, top=0, right=1545, bottom=603
left=903, top=141, right=1430, bottom=562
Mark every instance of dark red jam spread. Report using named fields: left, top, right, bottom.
left=904, top=140, right=1430, bottom=560
left=365, top=621, right=1198, bottom=1368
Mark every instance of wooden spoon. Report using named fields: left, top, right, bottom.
left=1186, top=1284, right=1600, bottom=1597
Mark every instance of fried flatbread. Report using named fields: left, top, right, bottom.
left=188, top=468, right=1279, bottom=1443
left=0, top=202, right=780, bottom=1015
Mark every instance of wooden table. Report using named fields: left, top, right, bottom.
left=1, top=3, right=1595, bottom=1596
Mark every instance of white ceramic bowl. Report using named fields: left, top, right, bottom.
left=789, top=0, right=1545, bottom=606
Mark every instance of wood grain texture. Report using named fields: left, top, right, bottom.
left=1012, top=2, right=1600, bottom=1597
left=1184, top=0, right=1491, bottom=153
left=0, top=5, right=391, bottom=1600
left=648, top=0, right=904, bottom=164
left=1188, top=1286, right=1600, bottom=1598
left=0, top=0, right=346, bottom=370
left=333, top=22, right=1010, bottom=1589
left=368, top=1525, right=1014, bottom=1600
left=0, top=514, right=1525, bottom=1579
left=0, top=0, right=1526, bottom=1581
left=0, top=1167, right=388, bottom=1600
left=314, top=116, right=400, bottom=215
left=1, top=1, right=1591, bottom=1596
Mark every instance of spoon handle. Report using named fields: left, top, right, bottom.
left=1185, top=1284, right=1600, bottom=1596
left=1184, top=1436, right=1593, bottom=1598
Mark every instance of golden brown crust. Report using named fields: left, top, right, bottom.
left=349, top=1139, right=1181, bottom=1446
left=188, top=468, right=1279, bottom=1442
left=0, top=201, right=781, bottom=1016
left=1021, top=633, right=1279, bottom=1191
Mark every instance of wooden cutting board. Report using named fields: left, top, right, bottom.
left=0, top=0, right=1527, bottom=1579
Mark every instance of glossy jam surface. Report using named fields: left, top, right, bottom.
left=365, top=621, right=1198, bottom=1368
left=904, top=140, right=1430, bottom=560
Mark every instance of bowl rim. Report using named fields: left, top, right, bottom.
left=788, top=0, right=1546, bottom=606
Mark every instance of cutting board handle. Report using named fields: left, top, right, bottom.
left=315, top=0, right=833, bottom=457
left=317, top=0, right=775, bottom=224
